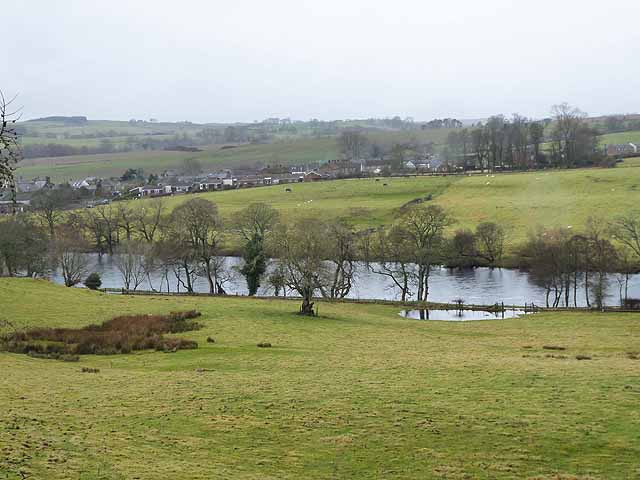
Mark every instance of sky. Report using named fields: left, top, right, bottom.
left=4, top=0, right=640, bottom=123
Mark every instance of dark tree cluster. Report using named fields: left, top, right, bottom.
left=445, top=104, right=601, bottom=172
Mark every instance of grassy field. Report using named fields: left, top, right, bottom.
left=598, top=130, right=640, bottom=146
left=16, top=120, right=458, bottom=182
left=16, top=138, right=341, bottom=182
left=144, top=162, right=640, bottom=247
left=1, top=279, right=639, bottom=479
left=163, top=176, right=456, bottom=228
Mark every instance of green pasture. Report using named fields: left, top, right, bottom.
left=1, top=279, right=639, bottom=479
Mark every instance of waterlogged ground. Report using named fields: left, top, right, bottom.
left=1, top=279, right=640, bottom=479
left=400, top=308, right=530, bottom=321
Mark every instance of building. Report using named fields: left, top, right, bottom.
left=0, top=200, right=30, bottom=215
left=271, top=173, right=303, bottom=185
left=319, top=159, right=360, bottom=177
left=605, top=143, right=639, bottom=157
left=303, top=171, right=326, bottom=182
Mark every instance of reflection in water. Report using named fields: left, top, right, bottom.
left=49, top=254, right=640, bottom=307
left=401, top=309, right=530, bottom=321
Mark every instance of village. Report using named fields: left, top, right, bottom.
left=0, top=153, right=448, bottom=214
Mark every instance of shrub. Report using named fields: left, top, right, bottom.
left=81, top=367, right=100, bottom=373
left=26, top=351, right=79, bottom=362
left=576, top=355, right=592, bottom=360
left=206, top=337, right=215, bottom=343
left=0, top=311, right=202, bottom=358
left=257, top=342, right=272, bottom=348
left=84, top=272, right=102, bottom=290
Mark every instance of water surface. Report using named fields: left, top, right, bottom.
left=400, top=309, right=531, bottom=321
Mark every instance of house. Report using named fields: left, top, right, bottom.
left=168, top=183, right=192, bottom=194
left=197, top=180, right=224, bottom=192
left=303, top=171, right=326, bottom=182
left=222, top=178, right=238, bottom=189
left=237, top=175, right=266, bottom=188
left=319, top=159, right=359, bottom=177
left=271, top=173, right=303, bottom=184
left=16, top=179, right=49, bottom=193
left=0, top=200, right=30, bottom=215
left=98, top=179, right=122, bottom=196
left=129, top=185, right=165, bottom=197
left=70, top=179, right=88, bottom=189
left=404, top=161, right=416, bottom=170
left=605, top=143, right=639, bottom=156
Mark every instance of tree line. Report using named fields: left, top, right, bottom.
left=445, top=104, right=602, bottom=171
left=2, top=192, right=640, bottom=313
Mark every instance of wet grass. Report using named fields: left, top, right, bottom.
left=1, top=278, right=639, bottom=478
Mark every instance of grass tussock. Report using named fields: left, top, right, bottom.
left=1, top=311, right=202, bottom=356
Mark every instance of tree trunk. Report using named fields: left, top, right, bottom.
left=300, top=299, right=315, bottom=316
left=584, top=271, right=591, bottom=308
left=205, top=260, right=215, bottom=294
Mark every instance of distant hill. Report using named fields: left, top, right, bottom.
left=27, top=116, right=88, bottom=125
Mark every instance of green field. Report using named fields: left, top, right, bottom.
left=16, top=138, right=341, bottom=182
left=1, top=279, right=639, bottom=479
left=16, top=119, right=458, bottom=182
left=146, top=162, right=640, bottom=248
left=599, top=130, right=640, bottom=146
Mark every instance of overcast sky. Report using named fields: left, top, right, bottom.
left=4, top=0, right=639, bottom=123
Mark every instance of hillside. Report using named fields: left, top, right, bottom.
left=16, top=138, right=340, bottom=182
left=1, top=278, right=639, bottom=479
left=598, top=129, right=640, bottom=145
left=15, top=118, right=458, bottom=182
left=136, top=161, right=640, bottom=248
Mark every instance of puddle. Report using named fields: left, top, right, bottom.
left=400, top=309, right=532, bottom=321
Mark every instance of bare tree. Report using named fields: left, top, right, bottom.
left=550, top=103, right=599, bottom=168
left=271, top=218, right=329, bottom=315
left=613, top=213, right=640, bottom=261
left=168, top=198, right=224, bottom=294
left=154, top=236, right=198, bottom=293
left=363, top=226, right=415, bottom=302
left=0, top=91, right=21, bottom=206
left=401, top=205, right=453, bottom=301
left=318, top=221, right=356, bottom=299
left=52, top=227, right=90, bottom=287
left=136, top=198, right=166, bottom=243
left=528, top=121, right=545, bottom=167
left=95, top=205, right=120, bottom=254
left=77, top=209, right=107, bottom=255
left=114, top=241, right=147, bottom=291
left=614, top=247, right=635, bottom=306
left=585, top=218, right=617, bottom=310
left=0, top=215, right=49, bottom=277
left=116, top=203, right=137, bottom=242
left=182, top=157, right=203, bottom=176
left=475, top=222, right=505, bottom=266
left=267, top=261, right=289, bottom=297
left=31, top=187, right=71, bottom=238
left=338, top=130, right=368, bottom=161
left=471, top=127, right=489, bottom=171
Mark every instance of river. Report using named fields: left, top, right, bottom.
left=48, top=254, right=640, bottom=307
